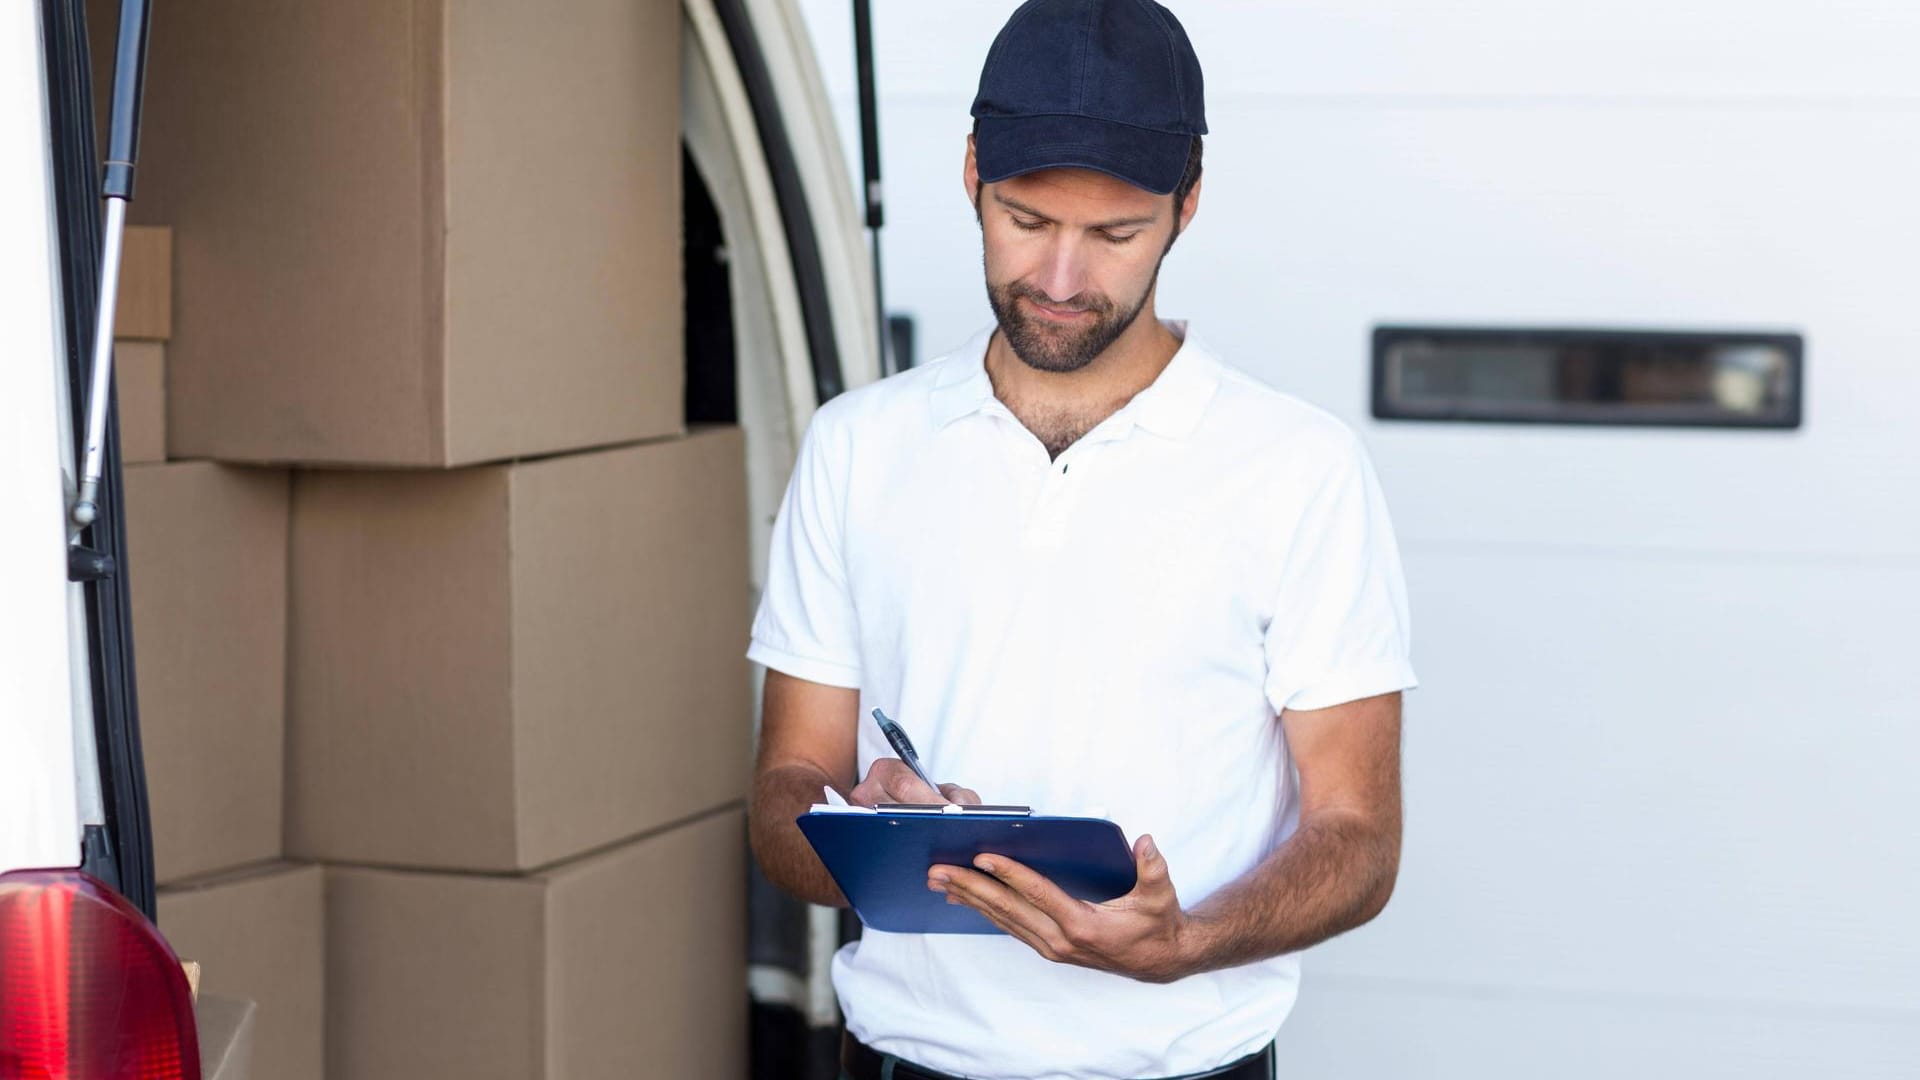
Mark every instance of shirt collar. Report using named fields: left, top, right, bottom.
left=927, top=320, right=1221, bottom=440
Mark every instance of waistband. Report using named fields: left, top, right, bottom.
left=841, top=1032, right=1276, bottom=1080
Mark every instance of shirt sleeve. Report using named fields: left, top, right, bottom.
left=1263, top=433, right=1418, bottom=714
left=746, top=408, right=863, bottom=689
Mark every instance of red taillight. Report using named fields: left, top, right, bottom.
left=0, top=870, right=199, bottom=1080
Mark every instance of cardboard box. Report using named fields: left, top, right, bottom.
left=127, top=0, right=684, bottom=467
left=114, top=225, right=171, bottom=341
left=161, top=863, right=324, bottom=1080
left=124, top=463, right=288, bottom=883
left=117, top=341, right=167, bottom=464
left=196, top=996, right=258, bottom=1080
left=288, top=427, right=750, bottom=871
left=327, top=809, right=746, bottom=1080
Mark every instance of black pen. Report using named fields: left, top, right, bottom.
left=871, top=708, right=939, bottom=795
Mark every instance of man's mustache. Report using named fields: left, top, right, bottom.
left=1005, top=281, right=1113, bottom=316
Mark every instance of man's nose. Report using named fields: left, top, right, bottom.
left=1033, top=236, right=1090, bottom=305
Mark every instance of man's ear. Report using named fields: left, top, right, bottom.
left=1177, top=175, right=1202, bottom=236
left=964, top=134, right=982, bottom=211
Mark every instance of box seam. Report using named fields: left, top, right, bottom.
left=416, top=0, right=451, bottom=462
left=505, top=467, right=527, bottom=869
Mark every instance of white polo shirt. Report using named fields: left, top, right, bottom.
left=747, top=322, right=1417, bottom=1080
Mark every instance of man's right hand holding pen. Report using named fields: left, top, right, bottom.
left=849, top=708, right=983, bottom=808
left=848, top=759, right=983, bottom=808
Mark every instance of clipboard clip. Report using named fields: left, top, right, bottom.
left=873, top=803, right=1033, bottom=816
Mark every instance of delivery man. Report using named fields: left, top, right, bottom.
left=746, top=2, right=1417, bottom=1077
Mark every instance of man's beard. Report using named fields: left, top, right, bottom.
left=985, top=270, right=1156, bottom=374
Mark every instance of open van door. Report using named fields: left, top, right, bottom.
left=0, top=1, right=236, bottom=1076
left=4, top=3, right=289, bottom=1077
left=682, top=2, right=885, bottom=1075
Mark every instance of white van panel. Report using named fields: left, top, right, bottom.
left=1165, top=0, right=1920, bottom=100
left=745, top=0, right=884, bottom=386
left=1178, top=101, right=1920, bottom=559
left=0, top=0, right=84, bottom=875
left=1276, top=973, right=1920, bottom=1077
left=811, top=1, right=1920, bottom=101
left=1336, top=549, right=1920, bottom=1004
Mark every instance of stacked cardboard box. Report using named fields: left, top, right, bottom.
left=124, top=458, right=288, bottom=884
left=114, top=219, right=288, bottom=887
left=289, top=426, right=753, bottom=1078
left=160, top=864, right=326, bottom=1080
left=114, top=1, right=752, bottom=1076
left=286, top=428, right=751, bottom=870
left=328, top=809, right=747, bottom=1080
left=111, top=220, right=311, bottom=1080
left=114, top=226, right=169, bottom=465
left=129, top=0, right=685, bottom=467
left=195, top=996, right=258, bottom=1080
left=113, top=224, right=171, bottom=340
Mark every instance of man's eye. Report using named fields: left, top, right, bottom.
left=1100, top=231, right=1138, bottom=245
left=1012, top=218, right=1046, bottom=232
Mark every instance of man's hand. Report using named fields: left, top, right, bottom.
left=847, top=759, right=981, bottom=807
left=928, top=834, right=1194, bottom=984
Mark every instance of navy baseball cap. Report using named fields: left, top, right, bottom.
left=970, top=0, right=1207, bottom=197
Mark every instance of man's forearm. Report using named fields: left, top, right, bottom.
left=750, top=762, right=849, bottom=908
left=1177, top=808, right=1399, bottom=975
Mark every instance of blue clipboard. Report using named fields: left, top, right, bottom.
left=797, top=809, right=1137, bottom=934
